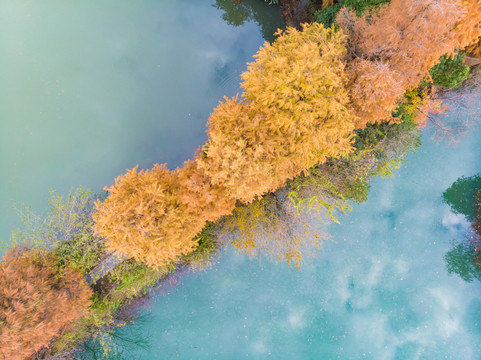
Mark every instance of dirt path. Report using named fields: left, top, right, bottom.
left=86, top=252, right=127, bottom=285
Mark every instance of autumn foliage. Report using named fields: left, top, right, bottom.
left=452, top=0, right=481, bottom=49
left=0, top=247, right=92, bottom=360
left=346, top=58, right=406, bottom=126
left=337, top=0, right=480, bottom=127
left=94, top=22, right=356, bottom=267
left=197, top=97, right=285, bottom=203
left=92, top=165, right=203, bottom=268
left=93, top=2, right=481, bottom=268
left=198, top=24, right=355, bottom=203
left=177, top=159, right=237, bottom=222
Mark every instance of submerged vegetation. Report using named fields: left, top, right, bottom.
left=2, top=0, right=481, bottom=358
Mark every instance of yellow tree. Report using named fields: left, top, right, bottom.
left=176, top=159, right=237, bottom=222
left=196, top=97, right=288, bottom=203
left=93, top=165, right=205, bottom=268
left=198, top=23, right=356, bottom=203
left=241, top=23, right=356, bottom=168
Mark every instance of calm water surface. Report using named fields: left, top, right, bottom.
left=4, top=1, right=481, bottom=359
left=0, top=0, right=281, bottom=243
left=93, top=116, right=481, bottom=360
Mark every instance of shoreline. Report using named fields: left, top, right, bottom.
left=6, top=1, right=481, bottom=358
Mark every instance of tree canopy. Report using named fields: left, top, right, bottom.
left=337, top=0, right=474, bottom=127
left=0, top=247, right=92, bottom=360
left=199, top=23, right=355, bottom=203
left=93, top=165, right=205, bottom=268
left=93, top=2, right=481, bottom=268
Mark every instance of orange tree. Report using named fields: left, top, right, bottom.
left=93, top=4, right=481, bottom=268
left=337, top=0, right=470, bottom=127
left=94, top=22, right=356, bottom=265
left=452, top=0, right=481, bottom=50
left=0, top=247, right=92, bottom=360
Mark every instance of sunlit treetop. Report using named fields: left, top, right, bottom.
left=199, top=22, right=355, bottom=203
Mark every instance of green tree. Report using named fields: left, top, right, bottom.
left=430, top=53, right=471, bottom=89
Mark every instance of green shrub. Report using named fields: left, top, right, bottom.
left=108, top=260, right=168, bottom=298
left=180, top=222, right=220, bottom=272
left=9, top=188, right=106, bottom=275
left=430, top=53, right=470, bottom=88
left=343, top=0, right=390, bottom=15
left=315, top=0, right=390, bottom=27
left=315, top=2, right=343, bottom=27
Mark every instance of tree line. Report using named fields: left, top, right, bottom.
left=2, top=0, right=481, bottom=358
left=94, top=0, right=481, bottom=268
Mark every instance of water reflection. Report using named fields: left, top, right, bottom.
left=445, top=243, right=481, bottom=283
left=213, top=0, right=283, bottom=42
left=79, top=313, right=152, bottom=360
left=443, top=175, right=481, bottom=283
left=443, top=174, right=481, bottom=221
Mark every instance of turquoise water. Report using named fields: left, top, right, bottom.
left=0, top=0, right=282, bottom=243
left=4, top=1, right=481, bottom=358
left=92, top=117, right=481, bottom=358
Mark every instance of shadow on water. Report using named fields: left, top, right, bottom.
left=443, top=174, right=481, bottom=221
left=213, top=0, right=284, bottom=42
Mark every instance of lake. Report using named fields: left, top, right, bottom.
left=84, top=115, right=481, bottom=360
left=0, top=0, right=281, bottom=244
left=3, top=1, right=481, bottom=359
